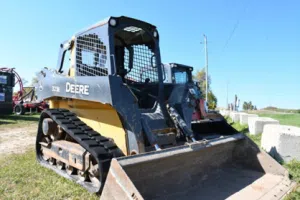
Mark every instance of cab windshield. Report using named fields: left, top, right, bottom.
left=113, top=25, right=160, bottom=109
left=172, top=66, right=192, bottom=84
left=173, top=70, right=188, bottom=83
left=114, top=26, right=159, bottom=83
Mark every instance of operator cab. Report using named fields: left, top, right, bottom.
left=110, top=17, right=162, bottom=109
left=57, top=16, right=163, bottom=110
left=163, top=63, right=195, bottom=101
left=163, top=63, right=193, bottom=84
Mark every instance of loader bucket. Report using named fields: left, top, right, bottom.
left=192, top=118, right=239, bottom=139
left=101, top=134, right=295, bottom=200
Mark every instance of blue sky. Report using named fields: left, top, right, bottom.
left=1, top=0, right=299, bottom=109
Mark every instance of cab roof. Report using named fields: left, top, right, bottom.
left=75, top=16, right=156, bottom=37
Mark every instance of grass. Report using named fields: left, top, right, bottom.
left=0, top=150, right=98, bottom=200
left=260, top=107, right=300, bottom=114
left=0, top=114, right=98, bottom=199
left=246, top=133, right=262, bottom=147
left=225, top=116, right=261, bottom=144
left=284, top=161, right=300, bottom=200
left=0, top=114, right=40, bottom=128
left=257, top=113, right=300, bottom=127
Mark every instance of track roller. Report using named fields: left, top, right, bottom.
left=56, top=161, right=65, bottom=170
left=66, top=165, right=75, bottom=175
left=78, top=170, right=88, bottom=181
left=49, top=158, right=56, bottom=165
left=36, top=109, right=122, bottom=193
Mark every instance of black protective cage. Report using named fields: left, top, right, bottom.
left=170, top=63, right=193, bottom=84
left=108, top=16, right=162, bottom=78
left=108, top=17, right=167, bottom=111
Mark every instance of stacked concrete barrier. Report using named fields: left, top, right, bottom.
left=230, top=112, right=245, bottom=122
left=220, top=110, right=229, bottom=117
left=225, top=110, right=230, bottom=117
left=261, top=124, right=300, bottom=162
left=228, top=111, right=233, bottom=119
left=230, top=112, right=238, bottom=122
left=239, top=113, right=258, bottom=125
left=248, top=117, right=279, bottom=135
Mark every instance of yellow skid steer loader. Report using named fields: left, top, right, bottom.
left=35, top=16, right=295, bottom=199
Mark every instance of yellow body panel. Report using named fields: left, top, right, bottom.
left=49, top=99, right=128, bottom=155
left=68, top=67, right=75, bottom=77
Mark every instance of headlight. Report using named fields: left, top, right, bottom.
left=153, top=30, right=158, bottom=38
left=109, top=18, right=117, bottom=26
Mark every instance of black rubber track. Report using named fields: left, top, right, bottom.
left=35, top=109, right=123, bottom=194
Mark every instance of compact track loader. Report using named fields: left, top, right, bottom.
left=163, top=63, right=237, bottom=138
left=36, top=16, right=295, bottom=199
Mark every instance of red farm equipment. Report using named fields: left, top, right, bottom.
left=0, top=67, right=48, bottom=115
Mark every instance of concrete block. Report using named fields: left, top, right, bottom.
left=220, top=110, right=229, bottom=117
left=231, top=112, right=245, bottom=122
left=239, top=113, right=258, bottom=125
left=231, top=112, right=239, bottom=122
left=219, top=110, right=224, bottom=116
left=261, top=124, right=300, bottom=162
left=248, top=117, right=279, bottom=135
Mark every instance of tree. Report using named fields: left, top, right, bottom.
left=207, top=91, right=217, bottom=109
left=194, top=68, right=217, bottom=109
left=243, top=102, right=249, bottom=110
left=30, top=72, right=39, bottom=86
left=193, top=68, right=211, bottom=99
left=249, top=101, right=253, bottom=110
left=242, top=101, right=257, bottom=110
left=30, top=76, right=39, bottom=86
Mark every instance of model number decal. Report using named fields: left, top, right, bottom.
left=52, top=86, right=60, bottom=92
left=66, top=82, right=89, bottom=95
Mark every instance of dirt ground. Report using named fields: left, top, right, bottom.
left=0, top=124, right=37, bottom=155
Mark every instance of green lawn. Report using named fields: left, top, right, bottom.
left=257, top=113, right=300, bottom=127
left=0, top=150, right=98, bottom=200
left=0, top=114, right=40, bottom=128
left=0, top=114, right=98, bottom=199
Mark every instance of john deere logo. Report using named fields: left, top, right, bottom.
left=66, top=82, right=89, bottom=95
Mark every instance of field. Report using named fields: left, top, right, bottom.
left=0, top=113, right=300, bottom=199
left=0, top=114, right=39, bottom=128
left=0, top=114, right=98, bottom=200
left=257, top=113, right=300, bottom=127
left=0, top=150, right=98, bottom=200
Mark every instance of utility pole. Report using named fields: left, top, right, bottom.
left=226, top=81, right=229, bottom=109
left=204, top=34, right=208, bottom=102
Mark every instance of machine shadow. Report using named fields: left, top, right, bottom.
left=0, top=114, right=39, bottom=125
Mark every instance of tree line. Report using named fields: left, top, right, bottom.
left=193, top=68, right=217, bottom=110
left=243, top=101, right=257, bottom=110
